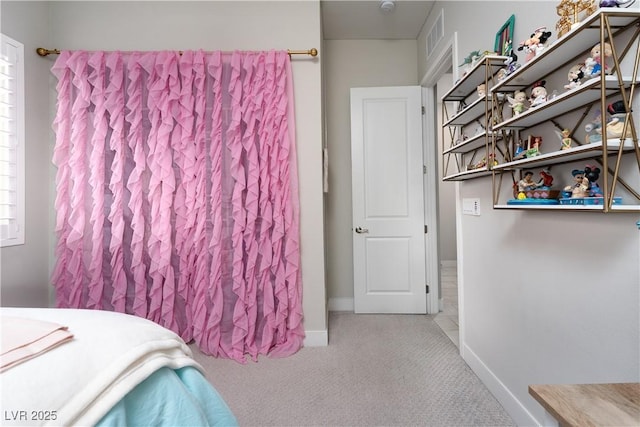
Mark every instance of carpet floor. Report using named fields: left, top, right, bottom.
left=190, top=312, right=516, bottom=427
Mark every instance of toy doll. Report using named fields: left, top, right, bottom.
left=529, top=81, right=548, bottom=107
left=564, top=63, right=585, bottom=89
left=507, top=91, right=527, bottom=115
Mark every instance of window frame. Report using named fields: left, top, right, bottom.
left=0, top=33, right=25, bottom=247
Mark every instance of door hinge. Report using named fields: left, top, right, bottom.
left=423, top=165, right=427, bottom=174
left=424, top=225, right=428, bottom=233
left=421, top=106, right=425, bottom=115
left=426, top=285, right=429, bottom=294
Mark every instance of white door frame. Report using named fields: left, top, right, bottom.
left=419, top=33, right=465, bottom=352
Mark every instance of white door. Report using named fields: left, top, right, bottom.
left=350, top=86, right=426, bottom=314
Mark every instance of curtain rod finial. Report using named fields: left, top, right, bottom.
left=310, top=48, right=318, bottom=57
left=36, top=47, right=48, bottom=56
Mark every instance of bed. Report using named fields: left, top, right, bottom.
left=0, top=307, right=238, bottom=427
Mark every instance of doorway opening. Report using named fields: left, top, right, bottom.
left=420, top=33, right=460, bottom=349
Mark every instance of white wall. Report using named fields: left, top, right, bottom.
left=323, top=39, right=419, bottom=310
left=419, top=2, right=640, bottom=425
left=1, top=1, right=328, bottom=342
left=0, top=1, right=52, bottom=307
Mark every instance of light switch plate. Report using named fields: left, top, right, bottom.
left=462, top=198, right=481, bottom=216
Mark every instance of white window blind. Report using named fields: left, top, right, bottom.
left=0, top=34, right=25, bottom=247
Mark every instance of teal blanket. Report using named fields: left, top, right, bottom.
left=97, top=366, right=238, bottom=427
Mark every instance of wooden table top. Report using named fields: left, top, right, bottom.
left=529, top=383, right=640, bottom=427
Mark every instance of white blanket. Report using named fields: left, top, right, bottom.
left=0, top=307, right=201, bottom=427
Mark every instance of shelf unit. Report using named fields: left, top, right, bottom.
left=489, top=8, right=640, bottom=213
left=441, top=55, right=507, bottom=181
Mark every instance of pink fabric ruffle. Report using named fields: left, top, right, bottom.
left=51, top=50, right=304, bottom=362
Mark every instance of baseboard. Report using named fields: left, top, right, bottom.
left=328, top=297, right=354, bottom=312
left=441, top=260, right=457, bottom=268
left=462, top=343, right=540, bottom=426
left=303, top=329, right=328, bottom=347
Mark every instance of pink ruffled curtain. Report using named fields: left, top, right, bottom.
left=51, top=50, right=304, bottom=362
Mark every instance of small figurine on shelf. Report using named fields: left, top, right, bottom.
left=538, top=169, right=554, bottom=188
left=584, top=165, right=603, bottom=197
left=507, top=91, right=528, bottom=115
left=454, top=134, right=469, bottom=146
left=477, top=84, right=486, bottom=98
left=603, top=101, right=632, bottom=139
left=604, top=115, right=632, bottom=139
left=563, top=169, right=590, bottom=198
left=501, top=51, right=521, bottom=79
left=517, top=171, right=540, bottom=193
left=564, top=63, right=586, bottom=90
left=585, top=112, right=603, bottom=143
left=517, top=27, right=553, bottom=62
left=459, top=50, right=482, bottom=76
left=508, top=168, right=559, bottom=204
left=585, top=42, right=613, bottom=76
left=555, top=128, right=573, bottom=150
left=513, top=139, right=525, bottom=159
left=525, top=135, right=543, bottom=158
left=529, top=80, right=548, bottom=107
left=600, top=0, right=636, bottom=7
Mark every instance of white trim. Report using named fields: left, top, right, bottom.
left=0, top=33, right=25, bottom=247
left=422, top=86, right=440, bottom=315
left=421, top=32, right=457, bottom=87
left=462, top=343, right=540, bottom=426
left=328, top=297, right=354, bottom=312
left=303, top=329, right=328, bottom=347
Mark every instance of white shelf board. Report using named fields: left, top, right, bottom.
left=494, top=203, right=640, bottom=212
left=443, top=95, right=486, bottom=126
left=442, top=55, right=508, bottom=102
left=443, top=131, right=488, bottom=154
left=493, top=76, right=632, bottom=130
left=492, top=138, right=636, bottom=170
left=492, top=9, right=640, bottom=93
left=443, top=167, right=492, bottom=181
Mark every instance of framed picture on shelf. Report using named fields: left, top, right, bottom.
left=494, top=14, right=516, bottom=56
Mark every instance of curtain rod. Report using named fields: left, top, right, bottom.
left=36, top=47, right=318, bottom=58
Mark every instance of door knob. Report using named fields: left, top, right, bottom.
left=355, top=226, right=369, bottom=234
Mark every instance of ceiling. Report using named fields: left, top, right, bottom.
left=321, top=1, right=435, bottom=40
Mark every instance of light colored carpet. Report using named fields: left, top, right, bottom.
left=190, top=312, right=515, bottom=427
